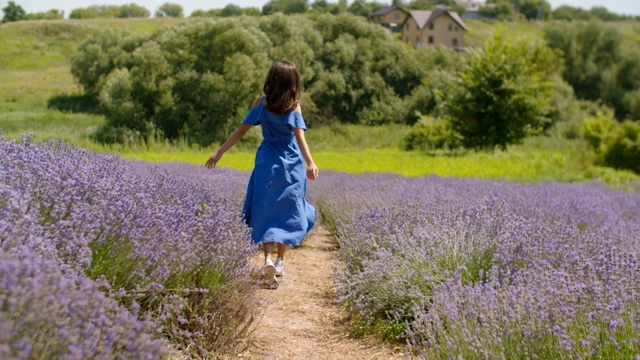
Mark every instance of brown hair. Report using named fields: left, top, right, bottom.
left=263, top=60, right=301, bottom=114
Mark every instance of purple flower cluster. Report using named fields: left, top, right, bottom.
left=1, top=136, right=254, bottom=358
left=309, top=173, right=640, bottom=358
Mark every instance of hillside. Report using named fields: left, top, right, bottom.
left=1, top=16, right=639, bottom=185
left=2, top=17, right=639, bottom=71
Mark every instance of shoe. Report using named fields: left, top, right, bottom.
left=262, top=258, right=278, bottom=289
left=274, top=258, right=284, bottom=277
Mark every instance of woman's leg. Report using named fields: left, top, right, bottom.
left=275, top=243, right=286, bottom=277
left=277, top=243, right=286, bottom=259
left=263, top=242, right=274, bottom=261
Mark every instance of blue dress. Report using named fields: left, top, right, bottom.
left=241, top=99, right=316, bottom=246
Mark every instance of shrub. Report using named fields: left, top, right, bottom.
left=402, top=114, right=462, bottom=151
left=447, top=29, right=557, bottom=150
left=582, top=110, right=617, bottom=151
left=603, top=120, right=640, bottom=174
left=155, top=3, right=183, bottom=18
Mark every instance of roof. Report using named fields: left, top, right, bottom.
left=370, top=5, right=406, bottom=17
left=406, top=9, right=468, bottom=31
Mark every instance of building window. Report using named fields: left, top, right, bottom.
left=428, top=36, right=434, bottom=44
left=453, top=38, right=458, bottom=46
left=416, top=36, right=420, bottom=43
left=393, top=13, right=399, bottom=20
left=428, top=23, right=434, bottom=30
left=406, top=23, right=410, bottom=30
left=455, top=25, right=459, bottom=31
left=448, top=24, right=452, bottom=31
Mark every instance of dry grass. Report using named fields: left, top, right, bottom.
left=162, top=280, right=262, bottom=359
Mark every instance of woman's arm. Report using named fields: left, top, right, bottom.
left=293, top=127, right=318, bottom=180
left=206, top=124, right=253, bottom=169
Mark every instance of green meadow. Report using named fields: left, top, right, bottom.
left=1, top=17, right=639, bottom=186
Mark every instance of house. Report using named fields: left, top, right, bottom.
left=369, top=5, right=407, bottom=33
left=401, top=9, right=467, bottom=50
left=370, top=6, right=467, bottom=50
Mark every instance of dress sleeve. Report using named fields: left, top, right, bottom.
left=241, top=106, right=261, bottom=126
left=286, top=111, right=307, bottom=130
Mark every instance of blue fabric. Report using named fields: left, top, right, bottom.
left=241, top=100, right=316, bottom=246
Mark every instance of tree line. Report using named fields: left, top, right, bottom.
left=67, top=12, right=639, bottom=172
left=0, top=2, right=183, bottom=22
left=3, top=0, right=638, bottom=22
left=69, top=13, right=561, bottom=147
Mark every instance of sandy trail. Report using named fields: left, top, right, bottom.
left=241, top=224, right=409, bottom=360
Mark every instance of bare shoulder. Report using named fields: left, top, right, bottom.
left=293, top=103, right=302, bottom=114
left=250, top=96, right=263, bottom=109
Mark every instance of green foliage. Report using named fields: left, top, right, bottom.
left=76, top=19, right=271, bottom=145
left=347, top=0, right=384, bottom=17
left=519, top=0, right=551, bottom=20
left=479, top=0, right=513, bottom=20
left=262, top=0, right=309, bottom=15
left=69, top=4, right=150, bottom=19
left=402, top=114, right=462, bottom=151
left=155, top=3, right=183, bottom=18
left=2, top=1, right=25, bottom=22
left=603, top=120, right=640, bottom=174
left=24, top=9, right=64, bottom=20
left=447, top=29, right=557, bottom=150
left=582, top=110, right=618, bottom=151
left=310, top=0, right=347, bottom=14
left=552, top=5, right=592, bottom=21
left=544, top=21, right=640, bottom=120
left=589, top=6, right=627, bottom=22
left=69, top=5, right=121, bottom=19
left=69, top=13, right=440, bottom=144
left=117, top=3, right=150, bottom=18
left=220, top=4, right=243, bottom=17
left=70, top=29, right=144, bottom=97
left=582, top=111, right=640, bottom=174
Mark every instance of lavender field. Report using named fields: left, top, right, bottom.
left=2, top=136, right=640, bottom=359
left=1, top=136, right=256, bottom=358
left=311, top=173, right=640, bottom=358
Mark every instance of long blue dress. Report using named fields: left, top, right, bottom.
left=241, top=99, right=316, bottom=246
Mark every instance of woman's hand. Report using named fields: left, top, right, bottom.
left=206, top=153, right=222, bottom=169
left=306, top=162, right=319, bottom=181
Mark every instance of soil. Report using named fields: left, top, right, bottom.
left=240, top=224, right=410, bottom=360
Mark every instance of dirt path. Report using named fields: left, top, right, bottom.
left=242, top=224, right=409, bottom=360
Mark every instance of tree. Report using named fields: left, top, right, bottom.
left=155, top=3, right=183, bottom=18
left=589, top=6, right=622, bottom=21
left=70, top=7, right=99, bottom=19
left=551, top=5, right=592, bottom=21
left=519, top=0, right=550, bottom=20
left=2, top=1, right=25, bottom=22
left=447, top=30, right=557, bottom=150
left=544, top=21, right=640, bottom=119
left=220, top=4, right=242, bottom=17
left=117, top=3, right=150, bottom=18
left=263, top=0, right=309, bottom=15
left=479, top=1, right=513, bottom=20
left=24, top=9, right=64, bottom=20
left=243, top=7, right=261, bottom=16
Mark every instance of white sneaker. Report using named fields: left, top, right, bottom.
left=263, top=258, right=278, bottom=289
left=274, top=258, right=284, bottom=277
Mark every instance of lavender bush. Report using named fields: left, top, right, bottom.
left=1, top=135, right=258, bottom=358
left=310, top=173, right=640, bottom=358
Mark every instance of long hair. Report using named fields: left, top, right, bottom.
left=263, top=60, right=301, bottom=114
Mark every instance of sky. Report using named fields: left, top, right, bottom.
left=11, top=0, right=640, bottom=18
